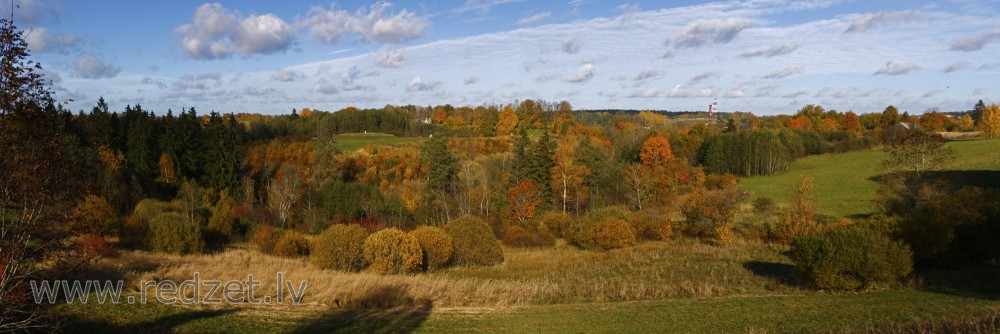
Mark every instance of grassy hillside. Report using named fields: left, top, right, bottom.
left=740, top=137, right=1000, bottom=218
left=326, top=133, right=425, bottom=152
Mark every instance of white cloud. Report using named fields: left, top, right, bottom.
left=518, top=12, right=551, bottom=26
left=979, top=63, right=1000, bottom=71
left=565, top=63, right=594, bottom=83
left=738, top=43, right=797, bottom=58
left=406, top=76, right=440, bottom=92
left=632, top=68, right=660, bottom=82
left=844, top=11, right=917, bottom=33
left=950, top=29, right=1000, bottom=52
left=271, top=69, right=304, bottom=82
left=782, top=88, right=809, bottom=98
left=454, top=0, right=524, bottom=14
left=314, top=66, right=375, bottom=94
left=667, top=84, right=693, bottom=98
left=22, top=28, right=78, bottom=53
left=374, top=46, right=407, bottom=68
left=299, top=3, right=428, bottom=44
left=175, top=3, right=293, bottom=59
left=763, top=65, right=803, bottom=79
left=673, top=18, right=753, bottom=49
left=560, top=36, right=582, bottom=54
left=943, top=61, right=970, bottom=73
left=464, top=76, right=479, bottom=85
left=628, top=87, right=660, bottom=98
left=75, top=55, right=121, bottom=79
left=874, top=60, right=920, bottom=75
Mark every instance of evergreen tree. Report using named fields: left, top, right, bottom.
left=202, top=112, right=240, bottom=191
left=528, top=129, right=555, bottom=207
left=125, top=105, right=157, bottom=184
left=973, top=99, right=987, bottom=126
left=511, top=127, right=531, bottom=184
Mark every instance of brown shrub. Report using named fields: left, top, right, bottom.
left=410, top=226, right=453, bottom=271
left=363, top=228, right=423, bottom=274
left=502, top=226, right=556, bottom=248
left=273, top=231, right=310, bottom=258
left=712, top=225, right=735, bottom=246
left=631, top=212, right=672, bottom=241
left=146, top=212, right=205, bottom=255
left=445, top=215, right=504, bottom=266
left=249, top=225, right=280, bottom=255
left=539, top=211, right=573, bottom=239
left=311, top=224, right=369, bottom=272
left=75, top=234, right=116, bottom=258
left=591, top=217, right=636, bottom=250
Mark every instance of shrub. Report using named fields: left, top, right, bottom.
left=790, top=226, right=913, bottom=291
left=712, top=225, right=734, bottom=246
left=752, top=197, right=776, bottom=214
left=249, top=225, right=281, bottom=254
left=311, top=224, right=369, bottom=271
left=540, top=211, right=573, bottom=239
left=273, top=231, right=310, bottom=258
left=502, top=226, right=556, bottom=248
left=75, top=234, right=116, bottom=258
left=631, top=212, right=672, bottom=241
left=120, top=199, right=172, bottom=248
left=146, top=212, right=206, bottom=255
left=363, top=228, right=423, bottom=274
left=70, top=195, right=119, bottom=236
left=590, top=217, right=636, bottom=250
left=445, top=215, right=504, bottom=266
left=681, top=188, right=746, bottom=244
left=571, top=207, right=636, bottom=250
left=410, top=226, right=453, bottom=271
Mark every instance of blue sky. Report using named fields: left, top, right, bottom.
left=11, top=0, right=1000, bottom=115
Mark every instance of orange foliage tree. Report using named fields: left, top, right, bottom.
left=842, top=111, right=862, bottom=133
left=639, top=135, right=675, bottom=168
left=508, top=179, right=542, bottom=225
left=496, top=105, right=518, bottom=136
left=787, top=116, right=813, bottom=130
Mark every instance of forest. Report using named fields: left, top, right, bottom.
left=4, top=13, right=1000, bottom=332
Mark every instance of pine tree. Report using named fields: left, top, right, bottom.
left=125, top=105, right=157, bottom=184
left=528, top=129, right=555, bottom=207
left=510, top=127, right=531, bottom=184
left=202, top=112, right=239, bottom=190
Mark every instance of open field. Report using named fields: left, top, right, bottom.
left=740, top=137, right=1000, bottom=218
left=326, top=133, right=425, bottom=152
left=53, top=239, right=1000, bottom=333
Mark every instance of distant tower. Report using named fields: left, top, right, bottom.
left=708, top=98, right=718, bottom=117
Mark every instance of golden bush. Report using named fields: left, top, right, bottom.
left=445, top=215, right=504, bottom=266
left=410, top=226, right=453, bottom=271
left=310, top=224, right=369, bottom=272
left=273, top=231, right=310, bottom=258
left=362, top=228, right=423, bottom=274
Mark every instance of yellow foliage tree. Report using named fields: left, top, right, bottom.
left=496, top=105, right=518, bottom=136
left=982, top=103, right=1000, bottom=138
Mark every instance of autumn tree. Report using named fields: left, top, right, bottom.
left=552, top=132, right=590, bottom=213
left=639, top=135, right=674, bottom=168
left=267, top=166, right=301, bottom=229
left=881, top=105, right=901, bottom=127
left=508, top=179, right=543, bottom=225
left=623, top=164, right=653, bottom=211
left=959, top=114, right=975, bottom=132
left=882, top=131, right=956, bottom=178
left=982, top=103, right=1000, bottom=138
left=496, top=105, right=518, bottom=136
left=842, top=111, right=862, bottom=133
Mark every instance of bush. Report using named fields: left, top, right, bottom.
left=681, top=188, right=746, bottom=244
left=273, top=231, right=310, bottom=258
left=146, top=212, right=206, bottom=255
left=410, top=226, right=453, bottom=271
left=590, top=217, right=636, bottom=250
left=445, top=215, right=504, bottom=266
left=502, top=226, right=556, bottom=248
left=249, top=225, right=281, bottom=254
left=540, top=211, right=573, bottom=239
left=752, top=197, right=776, bottom=214
left=790, top=226, right=913, bottom=291
left=631, top=212, right=671, bottom=241
left=75, top=234, right=116, bottom=258
left=120, top=199, right=172, bottom=248
left=363, top=228, right=423, bottom=274
left=311, top=224, right=369, bottom=271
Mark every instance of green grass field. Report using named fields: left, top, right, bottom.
left=740, top=137, right=1000, bottom=218
left=326, top=133, right=425, bottom=152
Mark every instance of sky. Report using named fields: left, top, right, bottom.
left=9, top=0, right=1000, bottom=115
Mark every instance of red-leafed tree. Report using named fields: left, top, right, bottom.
left=508, top=179, right=543, bottom=225
left=639, top=135, right=675, bottom=168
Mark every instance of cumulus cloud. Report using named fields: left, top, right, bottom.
left=844, top=11, right=917, bottom=33
left=13, top=0, right=64, bottom=24
left=688, top=71, right=721, bottom=85
left=518, top=12, right=550, bottom=26
left=755, top=84, right=779, bottom=97
left=657, top=49, right=675, bottom=59
left=141, top=77, right=168, bottom=89
left=565, top=63, right=595, bottom=83
left=271, top=69, right=305, bottom=82
left=738, top=43, right=797, bottom=58
left=22, top=28, right=78, bottom=53
left=632, top=68, right=660, bottom=83
left=175, top=3, right=293, bottom=59
left=950, top=29, right=1000, bottom=52
left=943, top=61, right=970, bottom=73
left=763, top=65, right=803, bottom=79
left=667, top=84, right=693, bottom=98
left=299, top=2, right=428, bottom=44
left=464, top=76, right=478, bottom=85
left=560, top=36, right=581, bottom=54
left=75, top=55, right=121, bottom=79
left=672, top=18, right=753, bottom=49
left=374, top=46, right=407, bottom=68
left=782, top=88, right=809, bottom=98
left=874, top=60, right=921, bottom=75
left=406, top=76, right=441, bottom=92
left=598, top=90, right=618, bottom=98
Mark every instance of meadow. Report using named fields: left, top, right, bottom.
left=326, top=133, right=426, bottom=152
left=740, top=137, right=1000, bottom=218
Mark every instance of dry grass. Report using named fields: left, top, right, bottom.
left=80, top=237, right=797, bottom=310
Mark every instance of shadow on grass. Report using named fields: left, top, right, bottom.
left=59, top=308, right=237, bottom=333
left=292, top=284, right=432, bottom=334
left=869, top=170, right=1000, bottom=190
left=916, top=267, right=1000, bottom=301
left=743, top=261, right=795, bottom=285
